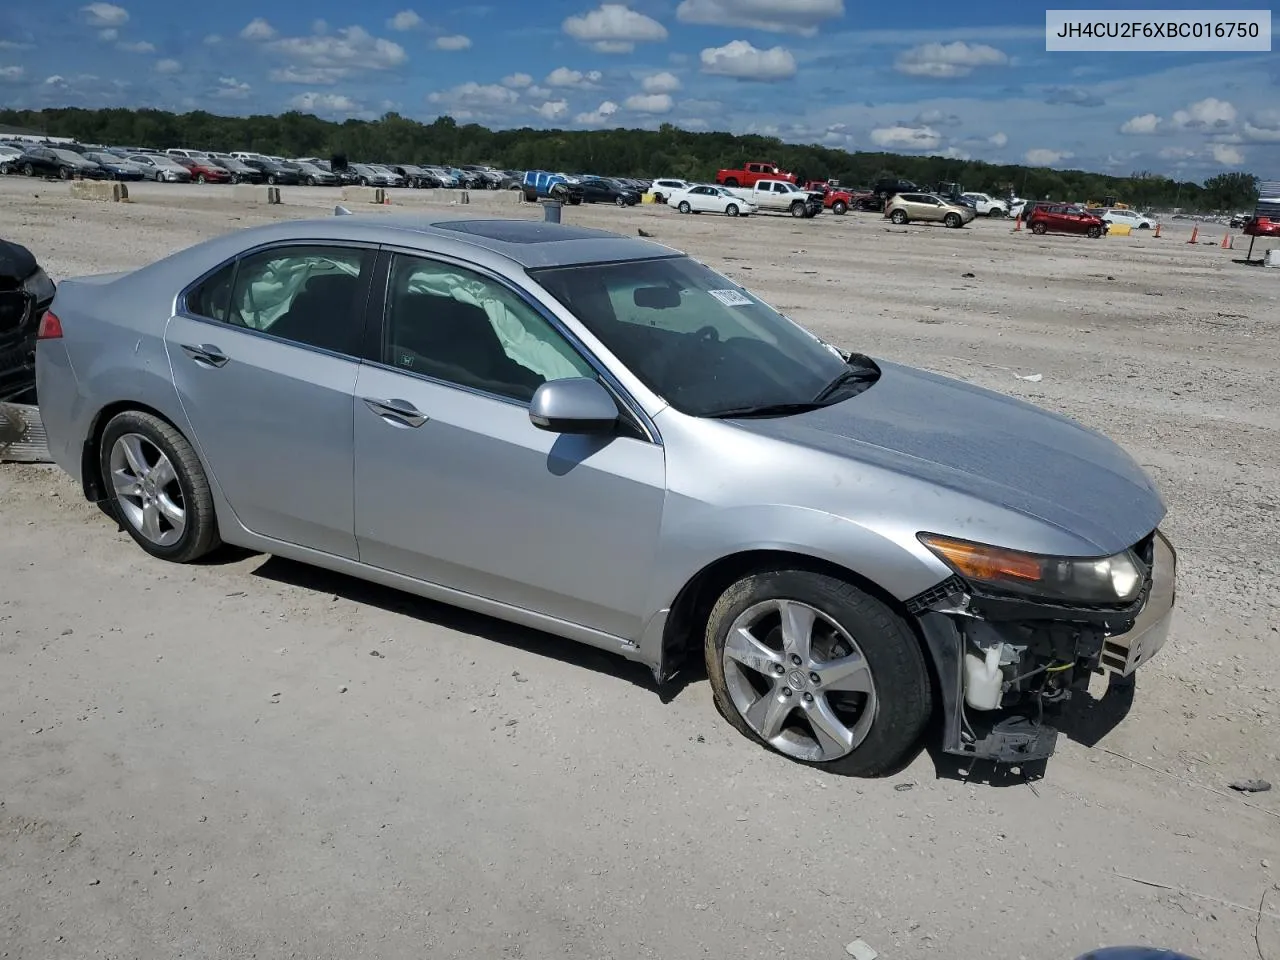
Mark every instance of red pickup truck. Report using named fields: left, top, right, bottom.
left=716, top=161, right=797, bottom=188
left=802, top=181, right=853, bottom=215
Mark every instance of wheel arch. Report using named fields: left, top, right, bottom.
left=80, top=400, right=190, bottom=502
left=656, top=547, right=932, bottom=685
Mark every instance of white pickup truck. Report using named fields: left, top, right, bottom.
left=722, top=179, right=825, bottom=218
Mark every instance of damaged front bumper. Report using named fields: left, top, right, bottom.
left=913, top=529, right=1177, bottom=765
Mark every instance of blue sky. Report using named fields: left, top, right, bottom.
left=1, top=0, right=1277, bottom=179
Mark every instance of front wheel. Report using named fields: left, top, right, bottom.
left=59, top=166, right=73, bottom=180
left=1087, top=225, right=1103, bottom=239
left=725, top=203, right=739, bottom=217
left=678, top=200, right=691, bottom=214
left=21, top=163, right=34, bottom=177
left=197, top=174, right=207, bottom=184
left=98, top=411, right=220, bottom=563
left=832, top=201, right=847, bottom=215
left=307, top=176, right=317, bottom=186
left=1031, top=222, right=1048, bottom=235
left=790, top=201, right=807, bottom=218
left=889, top=209, right=908, bottom=225
left=705, top=570, right=932, bottom=776
left=944, top=213, right=962, bottom=229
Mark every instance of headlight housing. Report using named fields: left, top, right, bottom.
left=919, top=533, right=1145, bottom=605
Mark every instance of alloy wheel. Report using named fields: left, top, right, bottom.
left=108, top=433, right=187, bottom=547
left=722, top=598, right=878, bottom=763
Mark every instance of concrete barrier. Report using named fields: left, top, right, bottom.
left=69, top=180, right=128, bottom=202
left=233, top=184, right=282, bottom=204
left=341, top=186, right=385, bottom=204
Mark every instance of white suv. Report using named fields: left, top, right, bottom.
left=1099, top=208, right=1156, bottom=230
left=961, top=192, right=1010, bottom=218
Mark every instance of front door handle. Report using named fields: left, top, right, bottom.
left=181, top=343, right=229, bottom=368
left=362, top=396, right=428, bottom=428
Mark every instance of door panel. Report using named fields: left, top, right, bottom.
left=353, top=365, right=666, bottom=638
left=166, top=315, right=361, bottom=558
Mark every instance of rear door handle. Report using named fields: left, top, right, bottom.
left=181, top=343, right=229, bottom=368
left=362, top=396, right=428, bottom=428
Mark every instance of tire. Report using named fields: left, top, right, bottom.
left=987, top=208, right=1004, bottom=218
left=21, top=163, right=34, bottom=177
left=307, top=176, right=317, bottom=186
left=98, top=411, right=220, bottom=564
left=197, top=174, right=207, bottom=184
left=678, top=200, right=691, bottom=214
left=615, top=195, right=626, bottom=207
left=889, top=209, right=908, bottom=225
left=790, top=201, right=807, bottom=218
left=653, top=193, right=665, bottom=205
left=1139, top=223, right=1150, bottom=230
left=705, top=569, right=932, bottom=777
left=725, top=203, right=739, bottom=217
left=1087, top=225, right=1103, bottom=239
left=944, top=213, right=962, bottom=229
left=59, top=166, right=72, bottom=180
left=723, top=178, right=739, bottom=187
left=1032, top=222, right=1048, bottom=235
left=832, top=201, right=847, bottom=215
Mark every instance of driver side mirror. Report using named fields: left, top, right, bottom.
left=529, top=378, right=619, bottom=435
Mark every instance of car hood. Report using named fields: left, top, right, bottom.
left=732, top=359, right=1165, bottom=554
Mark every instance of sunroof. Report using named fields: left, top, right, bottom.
left=430, top=219, right=616, bottom=244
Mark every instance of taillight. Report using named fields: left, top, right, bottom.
left=37, top=310, right=63, bottom=339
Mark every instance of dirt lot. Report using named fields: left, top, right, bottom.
left=2, top=178, right=1278, bottom=960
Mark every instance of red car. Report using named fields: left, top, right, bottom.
left=173, top=157, right=232, bottom=184
left=1242, top=216, right=1280, bottom=237
left=1028, top=202, right=1108, bottom=238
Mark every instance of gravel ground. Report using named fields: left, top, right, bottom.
left=2, top=178, right=1278, bottom=960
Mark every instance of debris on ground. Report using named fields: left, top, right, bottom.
left=846, top=938, right=878, bottom=960
left=369, top=650, right=384, bottom=658
left=894, top=782, right=915, bottom=792
left=1016, top=373, right=1044, bottom=382
left=1229, top=778, right=1272, bottom=793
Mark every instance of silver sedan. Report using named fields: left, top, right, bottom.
left=34, top=214, right=1176, bottom=775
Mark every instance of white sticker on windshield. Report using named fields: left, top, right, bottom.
left=708, top=288, right=753, bottom=307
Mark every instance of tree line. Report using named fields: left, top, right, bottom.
left=0, top=106, right=1261, bottom=212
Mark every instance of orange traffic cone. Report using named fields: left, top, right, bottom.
left=1221, top=233, right=1232, bottom=249
left=1187, top=225, right=1198, bottom=244
left=1153, top=223, right=1161, bottom=238
left=1013, top=216, right=1022, bottom=232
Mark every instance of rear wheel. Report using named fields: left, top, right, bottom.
left=987, top=208, right=1005, bottom=218
left=725, top=203, right=739, bottom=217
left=890, top=209, right=908, bottom=225
left=59, top=166, right=72, bottom=180
left=615, top=195, right=626, bottom=207
left=705, top=569, right=932, bottom=777
left=723, top=177, right=739, bottom=188
left=98, top=411, right=220, bottom=563
left=21, top=163, right=34, bottom=177
left=1032, top=222, right=1048, bottom=235
left=197, top=174, right=207, bottom=184
left=678, top=200, right=691, bottom=214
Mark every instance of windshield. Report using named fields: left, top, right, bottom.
left=529, top=256, right=861, bottom=417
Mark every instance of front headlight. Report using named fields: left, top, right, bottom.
left=919, top=533, right=1145, bottom=605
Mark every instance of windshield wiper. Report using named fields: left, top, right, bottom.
left=708, top=402, right=825, bottom=419
left=811, top=358, right=881, bottom=403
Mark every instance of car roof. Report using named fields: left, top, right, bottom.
left=181, top=215, right=680, bottom=271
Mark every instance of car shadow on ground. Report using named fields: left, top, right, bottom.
left=924, top=678, right=1135, bottom=787
left=247, top=553, right=709, bottom=701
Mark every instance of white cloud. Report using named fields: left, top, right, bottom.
left=44, top=75, right=68, bottom=87
left=81, top=3, right=128, bottom=27
left=265, top=25, right=407, bottom=82
left=1024, top=147, right=1073, bottom=166
left=1210, top=143, right=1244, bottom=166
left=941, top=146, right=971, bottom=160
left=624, top=93, right=673, bottom=113
left=502, top=72, right=532, bottom=88
left=428, top=81, right=519, bottom=110
left=546, top=66, right=602, bottom=87
left=1242, top=110, right=1280, bottom=143
left=526, top=84, right=551, bottom=99
left=534, top=99, right=569, bottom=120
left=988, top=131, right=1007, bottom=148
left=1159, top=146, right=1198, bottom=161
left=387, top=9, right=422, bottom=31
left=153, top=58, right=180, bottom=74
left=894, top=41, right=1007, bottom=78
left=291, top=91, right=360, bottom=113
left=913, top=108, right=961, bottom=127
left=434, top=34, right=471, bottom=50
left=98, top=28, right=118, bottom=41
left=203, top=34, right=221, bottom=45
left=676, top=0, right=842, bottom=36
left=240, top=18, right=277, bottom=41
left=214, top=77, right=251, bottom=99
left=869, top=124, right=942, bottom=150
left=642, top=70, right=681, bottom=93
left=269, top=68, right=341, bottom=85
left=1120, top=113, right=1162, bottom=135
left=0, top=65, right=24, bottom=80
left=575, top=100, right=619, bottom=125
left=699, top=40, right=796, bottom=81
left=563, top=4, right=667, bottom=53
left=116, top=39, right=154, bottom=53
left=1171, top=97, right=1236, bottom=129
